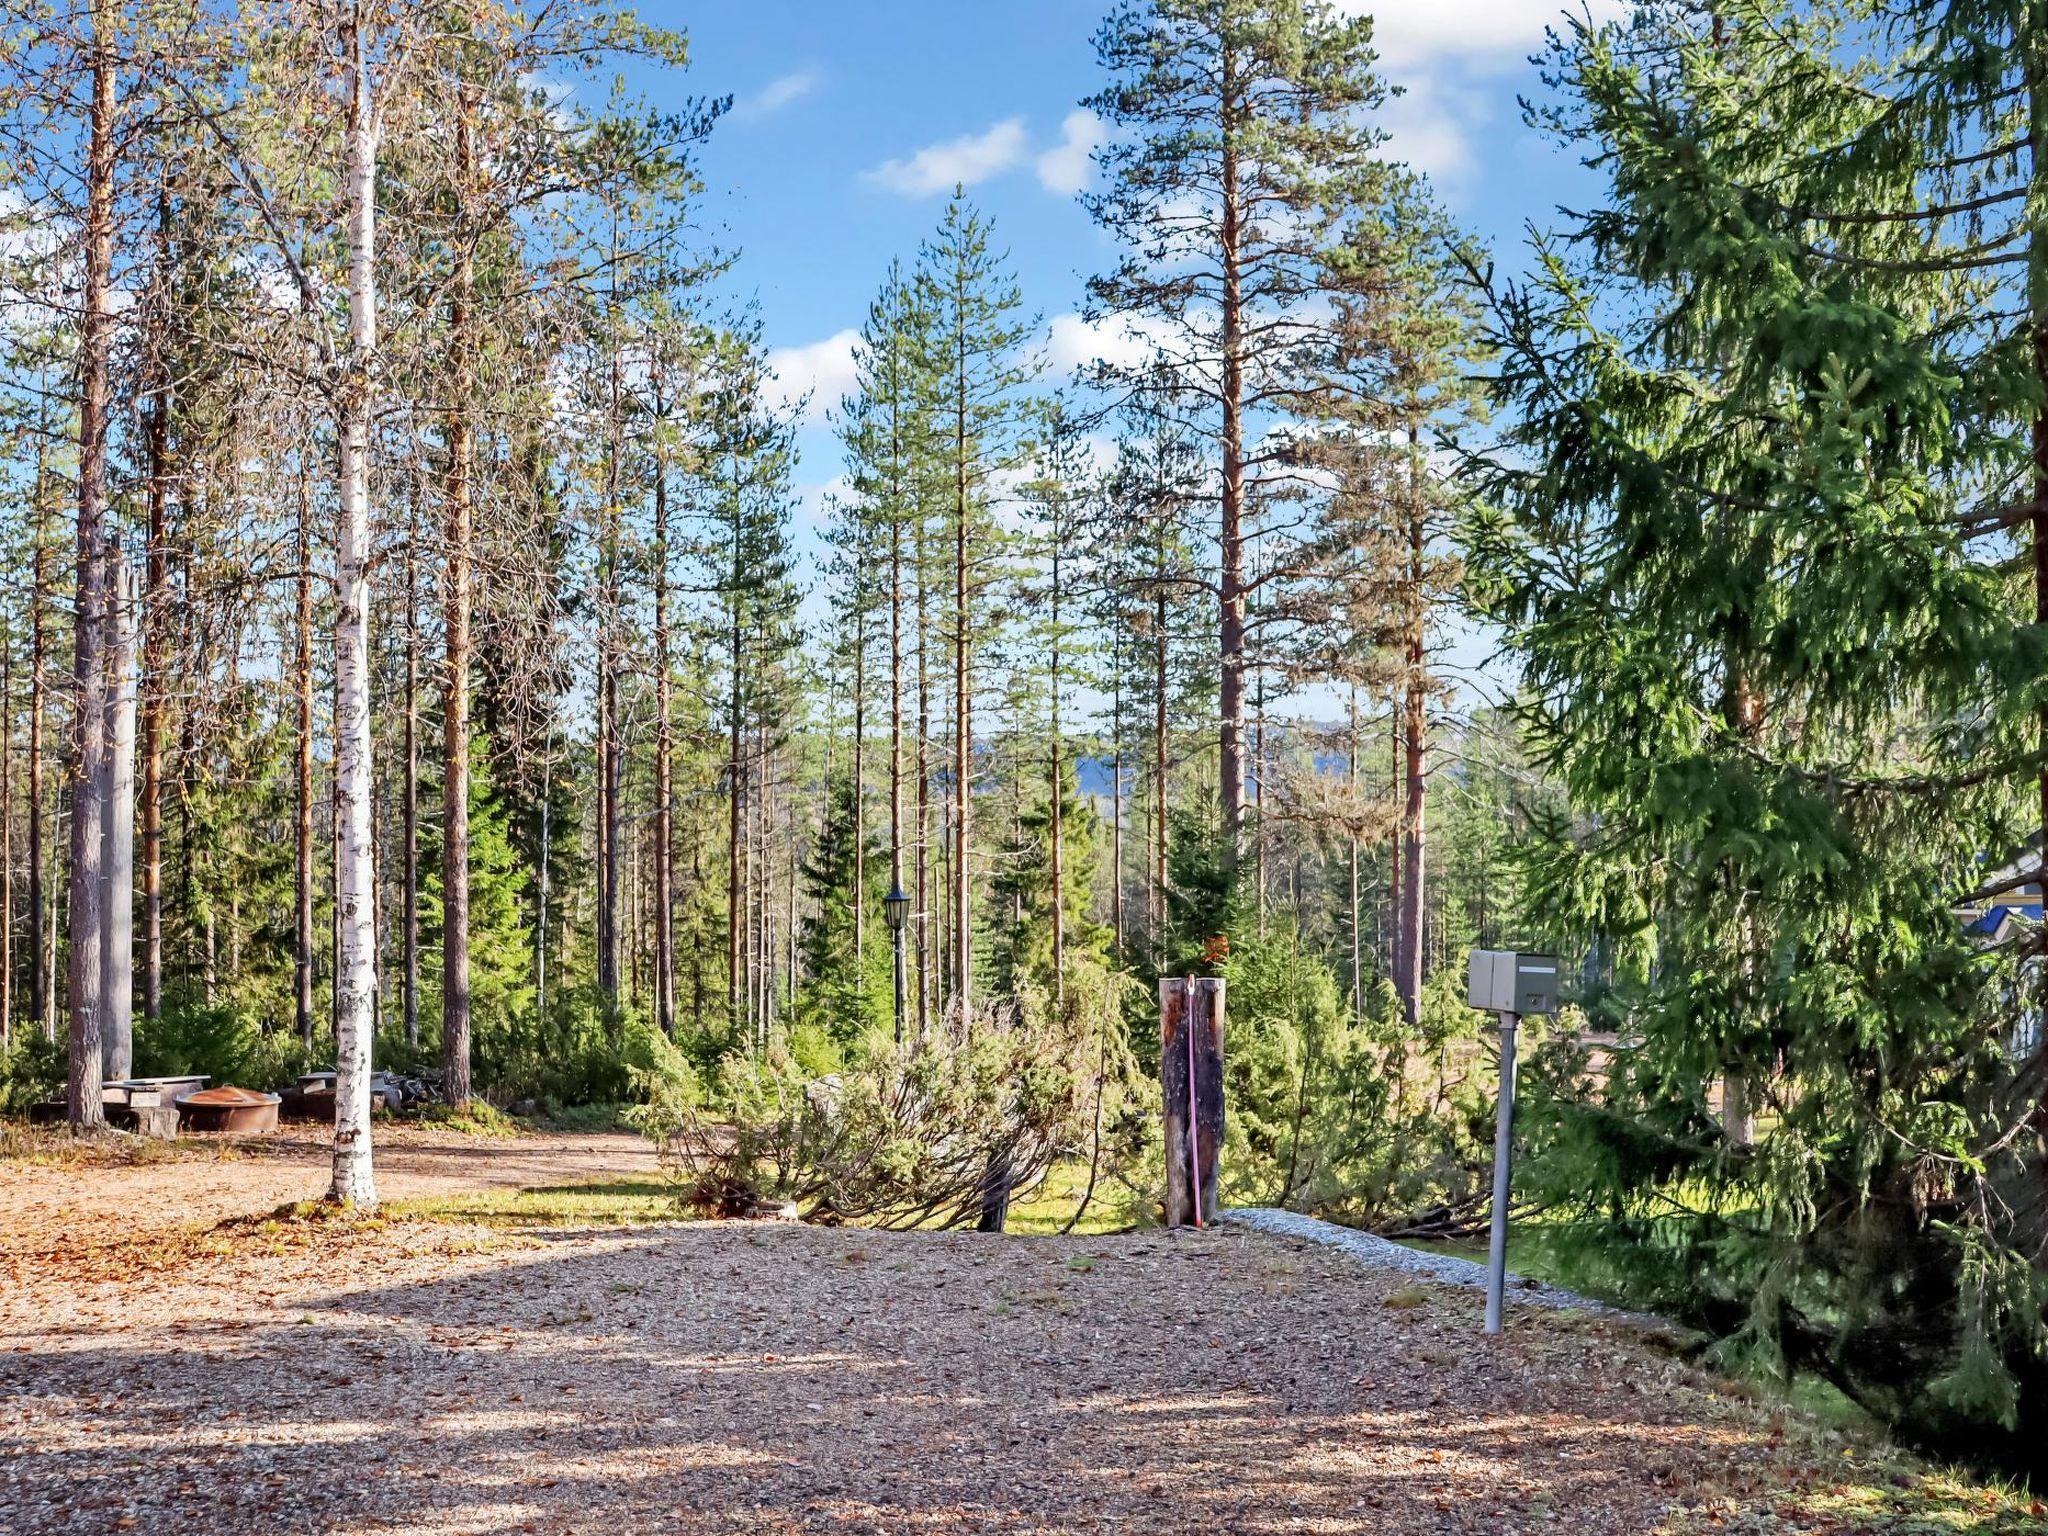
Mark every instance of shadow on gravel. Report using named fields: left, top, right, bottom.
left=0, top=1222, right=1895, bottom=1535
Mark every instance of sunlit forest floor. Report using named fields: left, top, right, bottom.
left=1, top=1130, right=2039, bottom=1534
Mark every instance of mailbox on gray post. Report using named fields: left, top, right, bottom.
left=1467, top=949, right=1558, bottom=1018
left=1468, top=950, right=1557, bottom=1336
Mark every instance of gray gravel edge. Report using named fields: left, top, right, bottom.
left=1220, top=1206, right=1668, bottom=1328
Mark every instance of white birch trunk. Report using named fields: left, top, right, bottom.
left=67, top=0, right=117, bottom=1129
left=329, top=6, right=378, bottom=1207
left=100, top=554, right=136, bottom=1080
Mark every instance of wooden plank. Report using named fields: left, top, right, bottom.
left=1161, top=978, right=1190, bottom=1226
left=1161, top=976, right=1226, bottom=1227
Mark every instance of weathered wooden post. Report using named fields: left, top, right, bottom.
left=1161, top=976, right=1224, bottom=1228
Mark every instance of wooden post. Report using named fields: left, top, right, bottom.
left=1161, top=976, right=1225, bottom=1227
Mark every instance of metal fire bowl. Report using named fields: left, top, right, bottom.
left=175, top=1088, right=282, bottom=1135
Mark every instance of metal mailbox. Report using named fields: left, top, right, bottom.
left=1466, top=950, right=1559, bottom=1017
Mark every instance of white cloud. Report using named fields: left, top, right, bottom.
left=795, top=473, right=852, bottom=531
left=1322, top=0, right=1631, bottom=205
left=863, top=118, right=1030, bottom=197
left=1378, top=76, right=1485, bottom=187
left=733, top=69, right=818, bottom=121
left=1046, top=311, right=1182, bottom=376
left=522, top=70, right=578, bottom=131
left=766, top=328, right=860, bottom=422
left=1035, top=109, right=1106, bottom=196
left=1342, top=0, right=1628, bottom=70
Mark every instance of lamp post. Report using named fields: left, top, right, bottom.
left=883, top=885, right=910, bottom=1045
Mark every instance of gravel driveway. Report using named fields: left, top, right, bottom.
left=0, top=1132, right=2008, bottom=1534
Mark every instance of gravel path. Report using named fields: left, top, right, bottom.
left=0, top=1134, right=1989, bottom=1534
left=1222, top=1207, right=1656, bottom=1321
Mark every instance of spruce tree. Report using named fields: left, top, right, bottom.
left=1471, top=0, right=2048, bottom=1455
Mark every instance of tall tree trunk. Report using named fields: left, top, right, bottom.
left=1396, top=432, right=1427, bottom=1031
left=728, top=591, right=745, bottom=1042
left=2, top=640, right=13, bottom=1046
left=67, top=3, right=117, bottom=1130
left=28, top=452, right=47, bottom=1041
left=652, top=388, right=676, bottom=1039
left=951, top=326, right=972, bottom=1020
left=295, top=462, right=316, bottom=1048
left=1253, top=628, right=1266, bottom=935
left=753, top=721, right=769, bottom=1042
left=1049, top=535, right=1064, bottom=1005
left=140, top=303, right=169, bottom=1025
left=101, top=557, right=136, bottom=1080
left=177, top=706, right=194, bottom=1002
left=402, top=499, right=419, bottom=1046
left=596, top=626, right=615, bottom=996
left=628, top=824, right=642, bottom=1007
left=2031, top=33, right=2048, bottom=1071
left=889, top=459, right=905, bottom=1040
left=1110, top=656, right=1123, bottom=958
left=785, top=796, right=798, bottom=1001
left=1216, top=41, right=1248, bottom=862
left=597, top=589, right=621, bottom=1002
left=1348, top=685, right=1362, bottom=1025
left=1387, top=696, right=1402, bottom=1002
left=851, top=541, right=867, bottom=974
left=440, top=101, right=476, bottom=1106
left=595, top=231, right=622, bottom=1003
left=915, top=502, right=932, bottom=1036
left=329, top=7, right=379, bottom=1207
left=1153, top=575, right=1168, bottom=962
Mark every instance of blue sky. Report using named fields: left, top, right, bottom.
left=632, top=0, right=1623, bottom=546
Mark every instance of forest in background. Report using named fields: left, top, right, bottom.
left=0, top=0, right=1508, bottom=1169
left=10, top=0, right=2048, bottom=1479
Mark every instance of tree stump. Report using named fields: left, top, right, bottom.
left=1161, top=976, right=1224, bottom=1227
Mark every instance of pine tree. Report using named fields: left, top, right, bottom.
left=1083, top=0, right=1393, bottom=862
left=694, top=324, right=801, bottom=1049
left=916, top=194, right=1037, bottom=1022
left=1098, top=402, right=1204, bottom=967
left=839, top=262, right=940, bottom=1040
left=1300, top=175, right=1481, bottom=1029
left=1019, top=397, right=1098, bottom=1002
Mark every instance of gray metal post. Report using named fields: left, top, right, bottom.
left=891, top=926, right=906, bottom=1045
left=1484, top=1009, right=1519, bottom=1335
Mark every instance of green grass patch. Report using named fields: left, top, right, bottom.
left=1778, top=1463, right=2048, bottom=1536
left=1392, top=1228, right=1571, bottom=1283
left=1001, top=1159, right=1147, bottom=1237
left=413, top=1101, right=522, bottom=1137
left=386, top=1177, right=680, bottom=1229
left=530, top=1100, right=639, bottom=1134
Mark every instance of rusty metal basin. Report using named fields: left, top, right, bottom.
left=175, top=1085, right=282, bottom=1134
